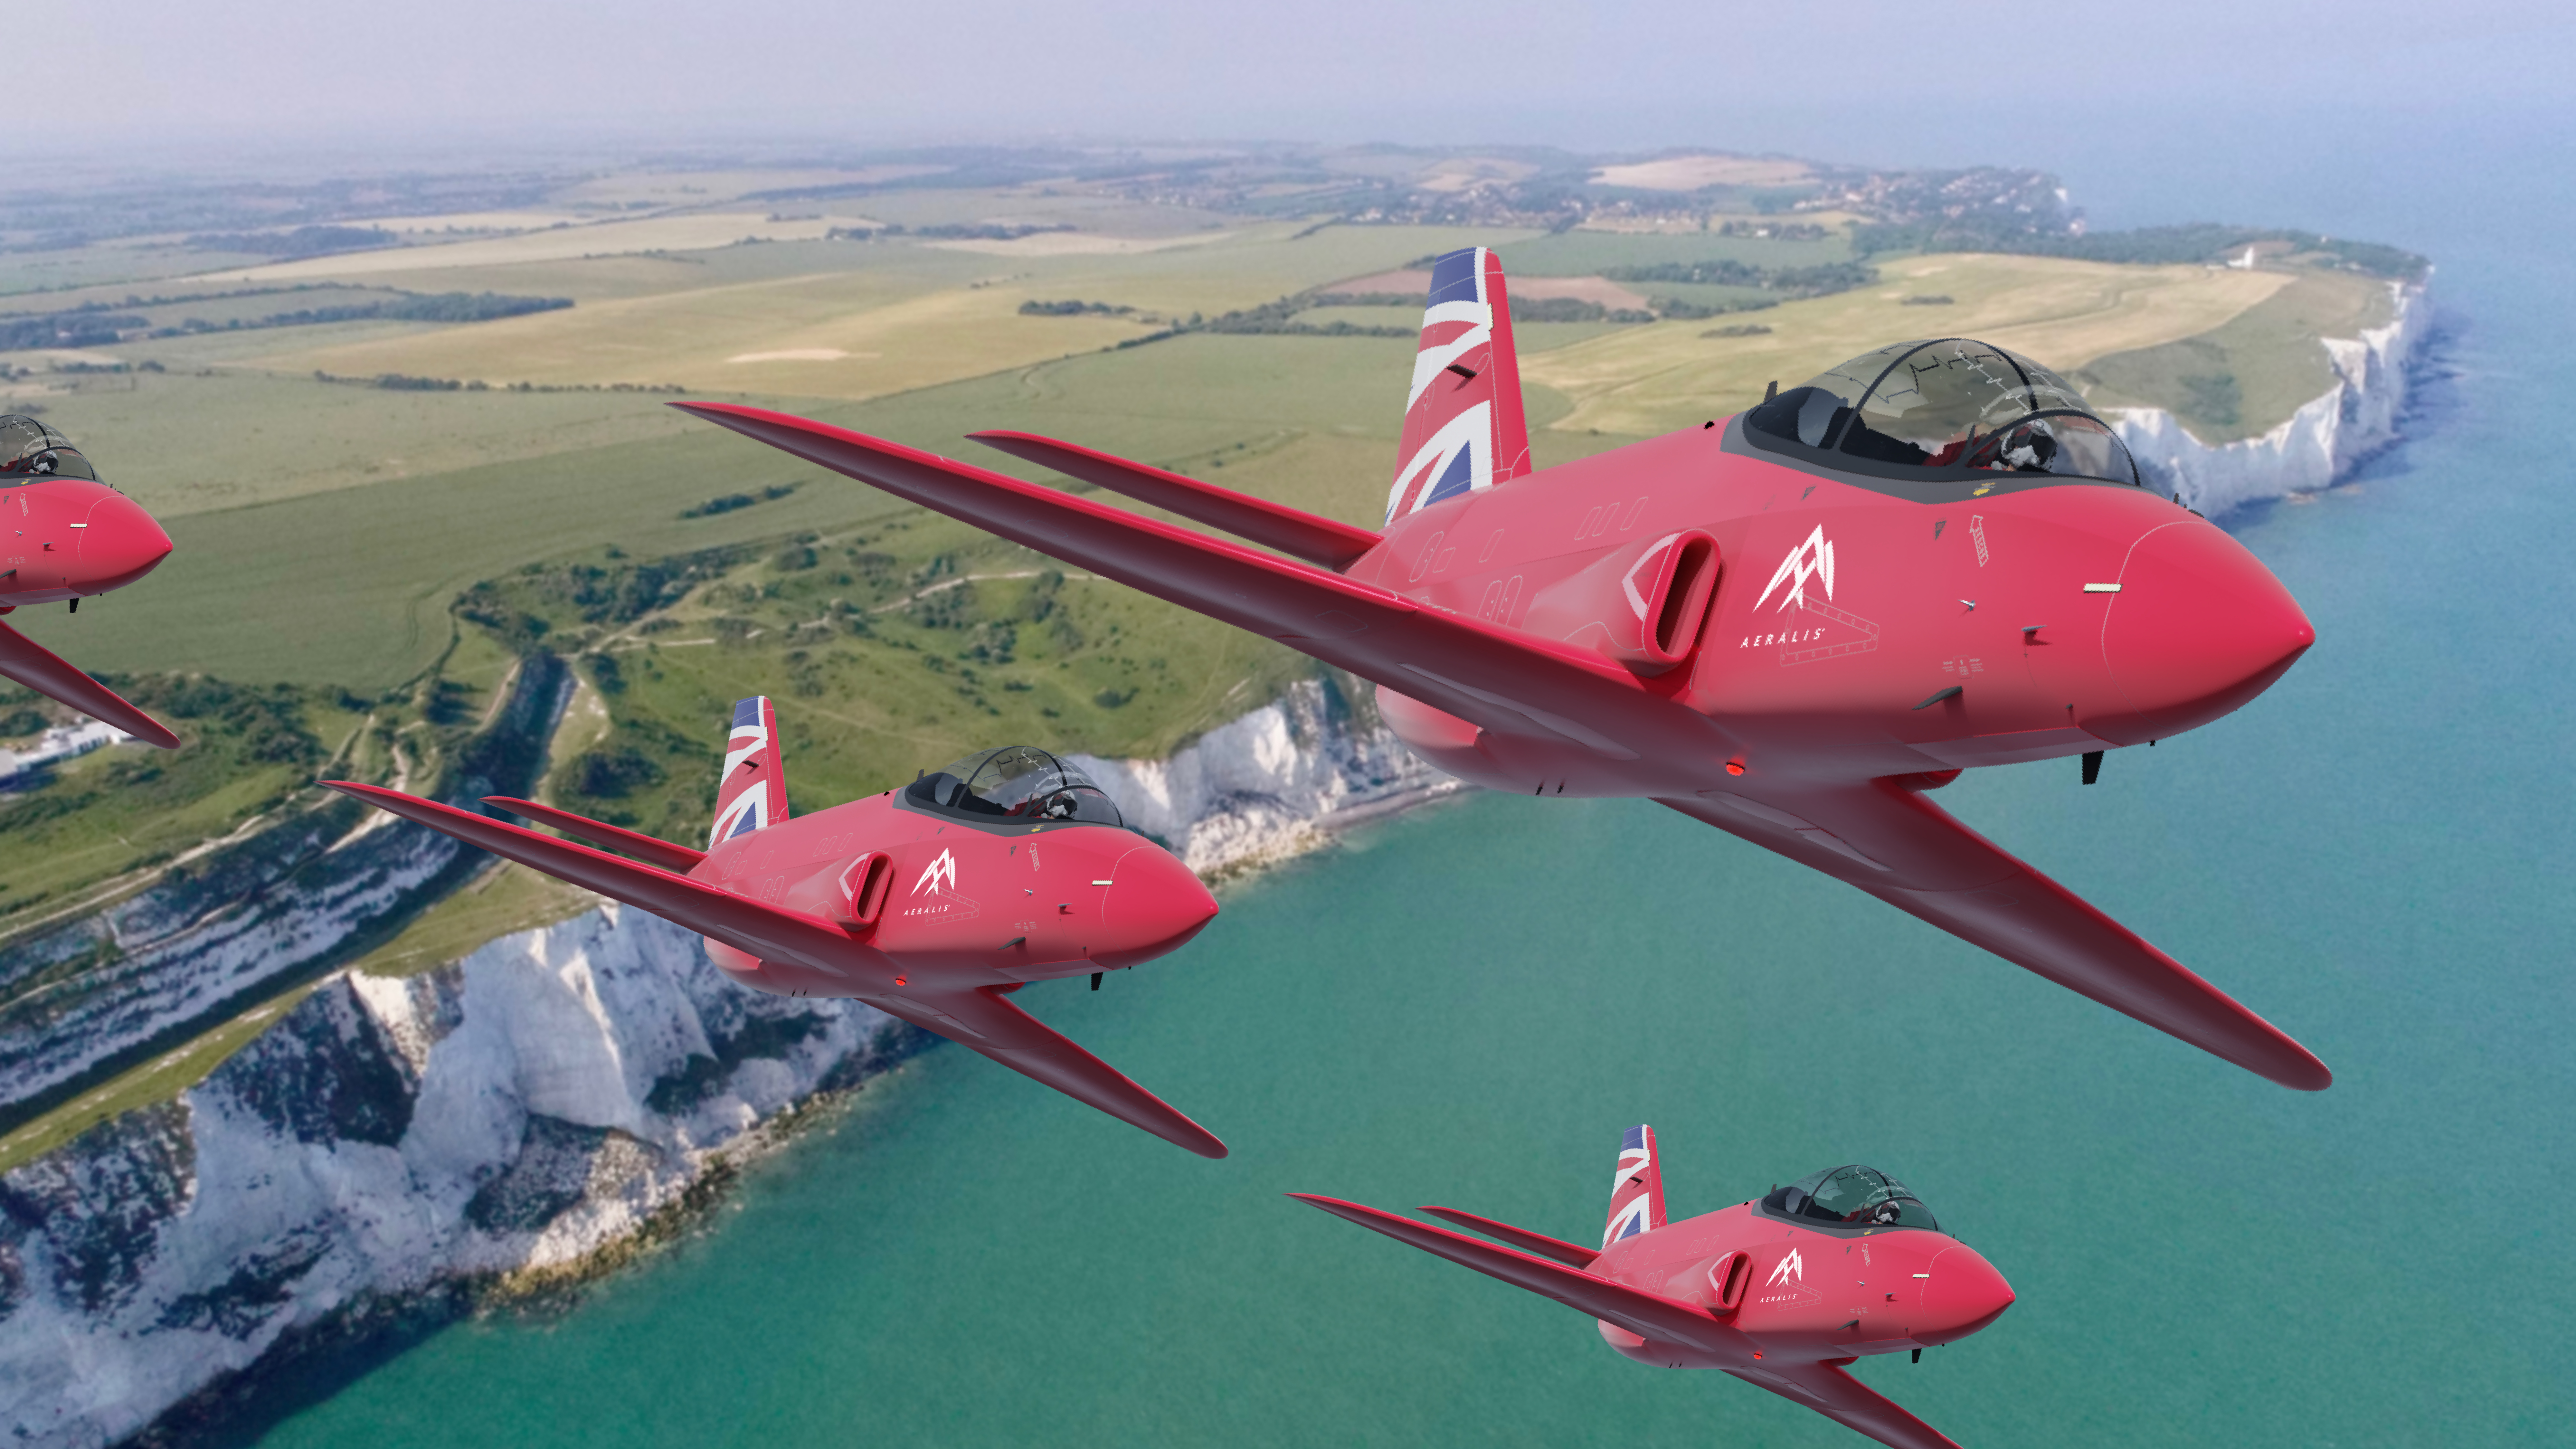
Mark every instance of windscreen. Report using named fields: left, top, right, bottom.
left=0, top=415, right=98, bottom=481
left=1764, top=1164, right=1940, bottom=1231
left=904, top=746, right=1125, bottom=826
left=1743, top=339, right=2138, bottom=487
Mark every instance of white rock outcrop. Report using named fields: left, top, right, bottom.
left=2109, top=280, right=2431, bottom=516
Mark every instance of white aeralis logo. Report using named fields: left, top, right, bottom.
left=1766, top=1248, right=1804, bottom=1287
left=913, top=849, right=958, bottom=895
left=1753, top=525, right=1836, bottom=613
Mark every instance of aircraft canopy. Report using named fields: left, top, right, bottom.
left=0, top=415, right=99, bottom=482
left=906, top=745, right=1125, bottom=826
left=1763, top=1164, right=1941, bottom=1231
left=1743, top=338, right=2140, bottom=488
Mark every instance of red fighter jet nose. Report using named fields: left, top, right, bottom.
left=1914, top=1244, right=2015, bottom=1345
left=2092, top=519, right=2315, bottom=744
left=73, top=490, right=174, bottom=593
left=1089, top=845, right=1218, bottom=971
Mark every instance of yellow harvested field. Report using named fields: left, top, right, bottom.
left=1589, top=155, right=1814, bottom=191
left=184, top=213, right=865, bottom=283
left=1520, top=254, right=2293, bottom=435
left=258, top=269, right=1146, bottom=397
left=923, top=230, right=1235, bottom=257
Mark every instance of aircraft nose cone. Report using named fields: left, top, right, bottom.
left=2094, top=519, right=2313, bottom=744
left=1092, top=845, right=1217, bottom=969
left=1915, top=1244, right=2015, bottom=1345
left=76, top=491, right=174, bottom=593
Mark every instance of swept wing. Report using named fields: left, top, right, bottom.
left=1289, top=1194, right=1739, bottom=1355
left=671, top=404, right=1723, bottom=767
left=1658, top=784, right=2330, bottom=1090
left=971, top=430, right=1381, bottom=570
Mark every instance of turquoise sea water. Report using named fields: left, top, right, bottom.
left=250, top=116, right=2573, bottom=1446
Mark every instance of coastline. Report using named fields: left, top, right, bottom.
left=2109, top=279, right=2432, bottom=515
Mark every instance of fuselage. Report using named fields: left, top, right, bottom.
left=686, top=790, right=1217, bottom=998
left=1359, top=416, right=2313, bottom=799
left=1587, top=1200, right=2014, bottom=1371
left=0, top=476, right=173, bottom=608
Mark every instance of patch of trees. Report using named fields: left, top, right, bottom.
left=181, top=225, right=398, bottom=259
left=680, top=484, right=799, bottom=520
left=1603, top=260, right=1875, bottom=297
left=309, top=370, right=683, bottom=395
left=1018, top=299, right=1135, bottom=317
left=0, top=313, right=146, bottom=350
left=1714, top=220, right=1829, bottom=241
left=1509, top=297, right=1655, bottom=325
left=166, top=292, right=570, bottom=336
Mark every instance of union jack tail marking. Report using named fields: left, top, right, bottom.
left=709, top=696, right=789, bottom=848
left=1602, top=1123, right=1667, bottom=1248
left=1385, top=247, right=1531, bottom=525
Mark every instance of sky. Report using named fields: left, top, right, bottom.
left=11, top=0, right=2572, bottom=170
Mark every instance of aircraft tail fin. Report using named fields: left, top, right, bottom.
left=1604, top=1123, right=1666, bottom=1247
left=711, top=696, right=788, bottom=848
left=1386, top=246, right=1531, bottom=525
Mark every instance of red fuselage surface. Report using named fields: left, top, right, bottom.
left=1356, top=421, right=2307, bottom=794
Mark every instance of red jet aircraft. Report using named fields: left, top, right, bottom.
left=670, top=244, right=2332, bottom=1090
left=1297, top=1125, right=2012, bottom=1449
left=327, top=696, right=1228, bottom=1156
left=0, top=416, right=180, bottom=747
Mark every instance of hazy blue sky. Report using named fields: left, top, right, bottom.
left=10, top=0, right=2570, bottom=180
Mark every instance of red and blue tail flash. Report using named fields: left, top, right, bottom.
left=709, top=695, right=788, bottom=848
left=1385, top=246, right=1531, bottom=526
left=1603, top=1123, right=1666, bottom=1248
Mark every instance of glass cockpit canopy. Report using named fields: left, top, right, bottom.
left=0, top=415, right=97, bottom=482
left=904, top=745, right=1125, bottom=827
left=1742, top=338, right=2139, bottom=488
left=1762, top=1164, right=1940, bottom=1231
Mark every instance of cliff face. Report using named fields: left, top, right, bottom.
left=0, top=908, right=886, bottom=1448
left=2110, top=280, right=2432, bottom=515
left=0, top=676, right=1442, bottom=1447
left=0, top=654, right=573, bottom=1122
left=1069, top=677, right=1463, bottom=877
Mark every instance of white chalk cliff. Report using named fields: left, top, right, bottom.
left=2108, top=280, right=2432, bottom=515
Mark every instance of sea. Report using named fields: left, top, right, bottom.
left=234, top=108, right=2574, bottom=1446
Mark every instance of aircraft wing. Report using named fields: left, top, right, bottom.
left=324, top=781, right=858, bottom=972
left=1659, top=781, right=2330, bottom=1091
left=860, top=985, right=1226, bottom=1159
left=0, top=618, right=179, bottom=749
left=482, top=794, right=707, bottom=873
left=1417, top=1204, right=1599, bottom=1268
left=1725, top=1360, right=1963, bottom=1449
left=673, top=404, right=1724, bottom=766
left=1290, top=1195, right=1741, bottom=1355
left=969, top=430, right=1382, bottom=570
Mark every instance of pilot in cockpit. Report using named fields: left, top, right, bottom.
left=0, top=415, right=99, bottom=481
left=904, top=745, right=1127, bottom=827
left=1741, top=338, right=2142, bottom=491
left=1761, top=1164, right=1941, bottom=1231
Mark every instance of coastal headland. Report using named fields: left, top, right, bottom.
left=0, top=142, right=2431, bottom=1445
